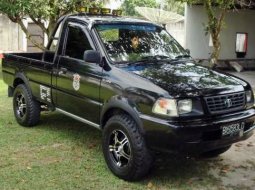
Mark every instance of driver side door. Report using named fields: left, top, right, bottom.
left=55, top=22, right=103, bottom=125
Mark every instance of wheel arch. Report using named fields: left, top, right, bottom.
left=13, top=73, right=32, bottom=95
left=100, top=96, right=144, bottom=134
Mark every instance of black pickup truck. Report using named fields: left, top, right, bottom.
left=2, top=13, right=255, bottom=181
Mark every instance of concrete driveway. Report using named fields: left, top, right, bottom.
left=210, top=71, right=255, bottom=189
left=228, top=71, right=255, bottom=90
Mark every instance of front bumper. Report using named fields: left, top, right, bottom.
left=140, top=108, right=255, bottom=155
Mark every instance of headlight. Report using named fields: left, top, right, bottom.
left=178, top=99, right=192, bottom=114
left=246, top=91, right=252, bottom=102
left=152, top=98, right=178, bottom=116
left=152, top=98, right=192, bottom=117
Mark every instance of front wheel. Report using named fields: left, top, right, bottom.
left=13, top=84, right=40, bottom=127
left=102, top=114, right=153, bottom=181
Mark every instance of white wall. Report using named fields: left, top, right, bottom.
left=185, top=5, right=255, bottom=59
left=0, top=15, right=26, bottom=52
left=166, top=21, right=185, bottom=47
left=0, top=16, right=47, bottom=52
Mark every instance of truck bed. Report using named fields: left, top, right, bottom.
left=2, top=52, right=54, bottom=103
left=3, top=52, right=53, bottom=69
left=10, top=52, right=44, bottom=60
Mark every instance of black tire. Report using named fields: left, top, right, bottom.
left=201, top=145, right=231, bottom=158
left=102, top=114, right=153, bottom=181
left=13, top=84, right=40, bottom=127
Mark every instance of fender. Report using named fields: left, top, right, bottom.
left=13, top=72, right=33, bottom=96
left=100, top=95, right=144, bottom=134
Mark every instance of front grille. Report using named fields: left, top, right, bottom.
left=204, top=92, right=245, bottom=114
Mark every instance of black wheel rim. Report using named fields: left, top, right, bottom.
left=15, top=93, right=27, bottom=118
left=108, top=129, right=131, bottom=167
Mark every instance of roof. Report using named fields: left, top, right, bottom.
left=67, top=14, right=157, bottom=26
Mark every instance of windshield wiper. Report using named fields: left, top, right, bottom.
left=122, top=54, right=188, bottom=66
left=127, top=55, right=171, bottom=66
left=141, top=55, right=172, bottom=61
left=174, top=54, right=191, bottom=59
left=121, top=55, right=173, bottom=66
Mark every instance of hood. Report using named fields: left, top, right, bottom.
left=120, top=61, right=247, bottom=97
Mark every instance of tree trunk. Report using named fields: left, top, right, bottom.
left=204, top=0, right=228, bottom=69
left=210, top=33, right=221, bottom=68
left=47, top=19, right=57, bottom=38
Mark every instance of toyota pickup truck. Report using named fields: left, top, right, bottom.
left=2, top=13, right=255, bottom=181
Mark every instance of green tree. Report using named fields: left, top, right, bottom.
left=121, top=0, right=158, bottom=16
left=164, top=0, right=185, bottom=15
left=0, top=0, right=102, bottom=49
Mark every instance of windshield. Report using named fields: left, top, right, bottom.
left=95, top=24, right=188, bottom=63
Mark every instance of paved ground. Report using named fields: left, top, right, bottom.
left=208, top=135, right=255, bottom=190
left=208, top=71, right=255, bottom=189
left=228, top=71, right=255, bottom=90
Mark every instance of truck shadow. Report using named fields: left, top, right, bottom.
left=38, top=111, right=220, bottom=186
left=38, top=111, right=102, bottom=146
left=144, top=154, right=219, bottom=186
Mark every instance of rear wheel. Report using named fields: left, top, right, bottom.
left=102, top=114, right=153, bottom=181
left=13, top=84, right=40, bottom=127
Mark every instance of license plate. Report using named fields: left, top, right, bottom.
left=221, top=122, right=245, bottom=137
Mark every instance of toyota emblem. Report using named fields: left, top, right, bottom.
left=225, top=99, right=232, bottom=108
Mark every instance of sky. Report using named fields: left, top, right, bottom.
left=105, top=0, right=123, bottom=9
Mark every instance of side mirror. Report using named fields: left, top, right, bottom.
left=185, top=49, right=190, bottom=55
left=84, top=50, right=101, bottom=64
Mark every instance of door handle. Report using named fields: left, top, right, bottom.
left=58, top=67, right=68, bottom=75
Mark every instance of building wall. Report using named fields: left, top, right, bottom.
left=0, top=15, right=46, bottom=53
left=166, top=20, right=185, bottom=47
left=185, top=5, right=255, bottom=59
left=0, top=15, right=26, bottom=52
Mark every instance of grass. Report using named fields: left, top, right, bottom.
left=0, top=59, right=249, bottom=190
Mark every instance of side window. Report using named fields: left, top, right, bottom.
left=49, top=22, right=63, bottom=52
left=65, top=25, right=92, bottom=60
